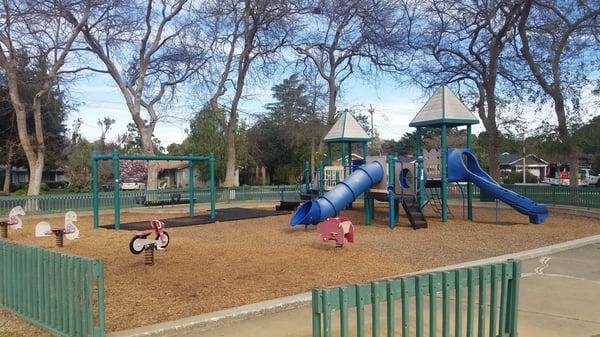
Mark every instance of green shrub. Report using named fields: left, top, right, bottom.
left=503, top=171, right=539, bottom=184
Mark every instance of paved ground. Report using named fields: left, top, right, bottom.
left=169, top=242, right=600, bottom=337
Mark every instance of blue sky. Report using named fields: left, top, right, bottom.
left=68, top=72, right=487, bottom=147
left=67, top=70, right=597, bottom=148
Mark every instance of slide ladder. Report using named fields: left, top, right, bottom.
left=401, top=197, right=427, bottom=229
left=425, top=187, right=454, bottom=218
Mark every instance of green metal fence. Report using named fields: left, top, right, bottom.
left=0, top=240, right=105, bottom=337
left=312, top=260, right=521, bottom=337
left=501, top=184, right=600, bottom=208
left=0, top=185, right=299, bottom=215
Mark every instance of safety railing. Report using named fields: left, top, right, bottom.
left=312, top=260, right=521, bottom=337
left=0, top=240, right=105, bottom=337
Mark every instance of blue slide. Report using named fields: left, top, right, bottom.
left=290, top=161, right=384, bottom=227
left=447, top=148, right=548, bottom=224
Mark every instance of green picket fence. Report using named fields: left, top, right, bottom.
left=312, top=260, right=522, bottom=337
left=501, top=184, right=600, bottom=208
left=0, top=185, right=299, bottom=215
left=0, top=241, right=105, bottom=337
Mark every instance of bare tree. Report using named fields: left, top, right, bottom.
left=62, top=0, right=209, bottom=189
left=0, top=0, right=91, bottom=196
left=293, top=0, right=413, bottom=126
left=411, top=0, right=524, bottom=180
left=518, top=0, right=600, bottom=186
left=202, top=0, right=298, bottom=186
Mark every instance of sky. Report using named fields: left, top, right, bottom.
left=67, top=69, right=597, bottom=148
left=67, top=72, right=485, bottom=147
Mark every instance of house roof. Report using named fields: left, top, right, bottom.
left=323, top=111, right=370, bottom=143
left=409, top=86, right=479, bottom=127
left=498, top=153, right=548, bottom=166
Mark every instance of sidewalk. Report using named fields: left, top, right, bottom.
left=163, top=242, right=600, bottom=337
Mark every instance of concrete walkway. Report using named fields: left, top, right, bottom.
left=165, top=242, right=600, bottom=337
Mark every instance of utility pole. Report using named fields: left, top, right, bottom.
left=368, top=104, right=375, bottom=139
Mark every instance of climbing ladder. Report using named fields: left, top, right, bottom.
left=425, top=187, right=454, bottom=218
left=401, top=197, right=427, bottom=229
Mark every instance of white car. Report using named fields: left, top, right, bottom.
left=121, top=178, right=146, bottom=191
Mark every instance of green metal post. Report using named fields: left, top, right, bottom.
left=327, top=143, right=332, bottom=166
left=363, top=141, right=369, bottom=225
left=348, top=142, right=353, bottom=174
left=305, top=161, right=310, bottom=191
left=388, top=156, right=396, bottom=229
left=188, top=160, right=194, bottom=217
left=319, top=161, right=324, bottom=197
left=416, top=128, right=425, bottom=210
left=209, top=154, right=216, bottom=219
left=341, top=143, right=347, bottom=176
left=466, top=125, right=473, bottom=220
left=441, top=124, right=448, bottom=222
left=112, top=151, right=121, bottom=230
left=91, top=152, right=99, bottom=229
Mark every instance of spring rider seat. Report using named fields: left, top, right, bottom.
left=316, top=216, right=355, bottom=247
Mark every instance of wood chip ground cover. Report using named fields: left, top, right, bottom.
left=3, top=204, right=599, bottom=332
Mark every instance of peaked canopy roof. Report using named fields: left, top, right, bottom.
left=322, top=110, right=371, bottom=143
left=409, top=86, right=479, bottom=128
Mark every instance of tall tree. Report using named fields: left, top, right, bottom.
left=411, top=0, right=524, bottom=180
left=248, top=74, right=319, bottom=182
left=97, top=117, right=115, bottom=147
left=0, top=0, right=91, bottom=195
left=62, top=0, right=209, bottom=190
left=517, top=0, right=600, bottom=186
left=202, top=0, right=299, bottom=186
left=293, top=0, right=414, bottom=126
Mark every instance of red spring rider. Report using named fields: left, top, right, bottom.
left=130, top=220, right=170, bottom=254
left=316, top=216, right=355, bottom=247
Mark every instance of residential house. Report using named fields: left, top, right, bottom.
left=498, top=153, right=548, bottom=179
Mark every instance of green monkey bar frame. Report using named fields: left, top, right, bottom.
left=91, top=151, right=216, bottom=230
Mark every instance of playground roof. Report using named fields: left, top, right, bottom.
left=322, top=110, right=371, bottom=143
left=409, top=86, right=479, bottom=128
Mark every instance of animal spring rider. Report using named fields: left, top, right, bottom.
left=130, top=220, right=170, bottom=265
left=35, top=211, right=80, bottom=247
left=0, top=206, right=26, bottom=239
left=316, top=217, right=355, bottom=247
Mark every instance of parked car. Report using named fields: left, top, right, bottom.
left=121, top=178, right=146, bottom=191
left=579, top=168, right=599, bottom=186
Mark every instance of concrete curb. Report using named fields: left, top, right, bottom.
left=108, top=234, right=600, bottom=337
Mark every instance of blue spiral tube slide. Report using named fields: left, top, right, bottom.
left=290, top=161, right=384, bottom=226
left=448, top=148, right=548, bottom=224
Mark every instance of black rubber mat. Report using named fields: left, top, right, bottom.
left=101, top=207, right=291, bottom=231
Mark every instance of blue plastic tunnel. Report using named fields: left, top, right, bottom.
left=290, top=161, right=384, bottom=226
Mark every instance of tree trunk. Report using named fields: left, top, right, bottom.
left=553, top=96, right=578, bottom=187
left=224, top=125, right=237, bottom=187
left=486, top=131, right=500, bottom=181
left=3, top=165, right=10, bottom=194
left=139, top=126, right=158, bottom=190
left=327, top=78, right=337, bottom=126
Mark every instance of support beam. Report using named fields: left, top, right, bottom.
left=327, top=143, right=332, bottom=166
left=466, top=125, right=473, bottom=220
left=188, top=160, right=194, bottom=217
left=112, top=151, right=121, bottom=230
left=441, top=125, right=448, bottom=222
left=92, top=152, right=99, bottom=229
left=416, top=128, right=425, bottom=211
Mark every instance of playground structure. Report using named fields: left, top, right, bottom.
left=35, top=211, right=80, bottom=247
left=291, top=86, right=549, bottom=228
left=91, top=151, right=217, bottom=230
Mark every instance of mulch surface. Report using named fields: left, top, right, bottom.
left=4, top=203, right=600, bottom=333
left=101, top=207, right=290, bottom=230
